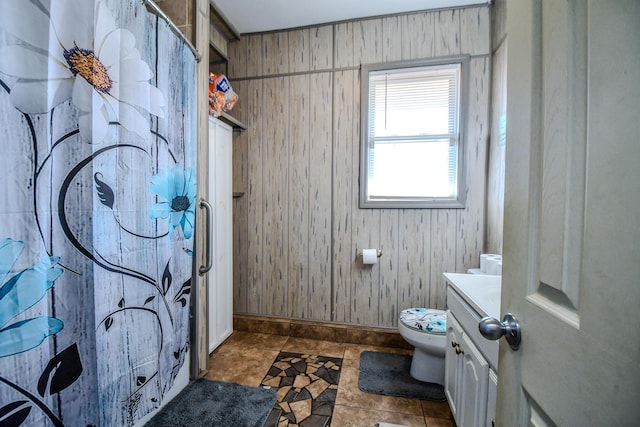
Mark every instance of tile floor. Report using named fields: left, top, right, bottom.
left=205, top=331, right=455, bottom=427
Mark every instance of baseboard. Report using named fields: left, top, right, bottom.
left=233, top=314, right=411, bottom=350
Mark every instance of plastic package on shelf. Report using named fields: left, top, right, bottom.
left=208, top=73, right=238, bottom=117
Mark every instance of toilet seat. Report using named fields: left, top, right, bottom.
left=399, top=308, right=446, bottom=335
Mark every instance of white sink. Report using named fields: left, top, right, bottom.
left=443, top=273, right=501, bottom=319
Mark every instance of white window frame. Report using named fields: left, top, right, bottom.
left=359, top=57, right=469, bottom=209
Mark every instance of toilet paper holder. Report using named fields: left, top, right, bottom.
left=357, top=249, right=382, bottom=258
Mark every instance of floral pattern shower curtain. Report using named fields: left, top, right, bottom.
left=0, top=0, right=197, bottom=425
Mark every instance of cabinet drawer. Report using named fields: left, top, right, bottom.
left=447, top=287, right=499, bottom=370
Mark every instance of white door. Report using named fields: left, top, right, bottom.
left=208, top=117, right=234, bottom=353
left=497, top=1, right=640, bottom=425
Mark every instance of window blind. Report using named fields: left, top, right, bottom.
left=366, top=63, right=461, bottom=201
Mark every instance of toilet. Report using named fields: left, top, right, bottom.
left=398, top=308, right=447, bottom=385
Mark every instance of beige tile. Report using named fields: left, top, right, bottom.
left=186, top=0, right=193, bottom=25
left=177, top=24, right=193, bottom=43
left=341, top=358, right=359, bottom=370
left=425, top=417, right=456, bottom=427
left=346, top=328, right=411, bottom=349
left=289, top=322, right=348, bottom=342
left=223, top=331, right=288, bottom=351
left=156, top=0, right=187, bottom=26
left=205, top=344, right=278, bottom=387
left=343, top=343, right=413, bottom=370
left=421, top=400, right=453, bottom=420
left=331, top=405, right=427, bottom=427
left=234, top=315, right=292, bottom=336
left=335, top=367, right=423, bottom=416
left=204, top=329, right=444, bottom=426
left=281, top=337, right=346, bottom=358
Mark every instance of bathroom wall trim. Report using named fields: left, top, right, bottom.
left=228, top=53, right=490, bottom=82
left=233, top=315, right=411, bottom=349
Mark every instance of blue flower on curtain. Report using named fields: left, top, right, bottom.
left=0, top=0, right=165, bottom=142
left=0, top=238, right=64, bottom=358
left=150, top=165, right=197, bottom=240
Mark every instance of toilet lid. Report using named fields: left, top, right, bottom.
left=400, top=308, right=447, bottom=334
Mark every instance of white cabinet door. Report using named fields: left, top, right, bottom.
left=459, top=333, right=489, bottom=427
left=444, top=312, right=463, bottom=422
left=485, top=368, right=497, bottom=427
left=207, top=117, right=233, bottom=353
left=446, top=311, right=491, bottom=427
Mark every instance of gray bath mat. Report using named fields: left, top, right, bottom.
left=358, top=351, right=446, bottom=402
left=146, top=378, right=277, bottom=427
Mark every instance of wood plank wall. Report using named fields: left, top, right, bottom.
left=228, top=6, right=491, bottom=328
left=487, top=0, right=507, bottom=255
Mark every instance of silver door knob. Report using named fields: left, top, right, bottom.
left=479, top=313, right=521, bottom=351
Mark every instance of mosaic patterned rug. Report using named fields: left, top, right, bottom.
left=261, top=351, right=343, bottom=427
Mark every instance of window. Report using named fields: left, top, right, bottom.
left=360, top=58, right=468, bottom=208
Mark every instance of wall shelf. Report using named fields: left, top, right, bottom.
left=217, top=112, right=247, bottom=131
left=207, top=2, right=245, bottom=132
left=209, top=42, right=229, bottom=66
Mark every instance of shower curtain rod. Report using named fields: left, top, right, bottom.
left=142, top=0, right=202, bottom=62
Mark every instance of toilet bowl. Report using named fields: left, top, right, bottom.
left=398, top=308, right=447, bottom=385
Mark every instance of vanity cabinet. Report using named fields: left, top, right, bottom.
left=445, top=311, right=490, bottom=427
left=444, top=273, right=501, bottom=427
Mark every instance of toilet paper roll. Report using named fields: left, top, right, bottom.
left=362, top=249, right=378, bottom=265
left=486, top=260, right=499, bottom=275
left=480, top=254, right=497, bottom=273
left=494, top=260, right=502, bottom=276
left=480, top=254, right=502, bottom=274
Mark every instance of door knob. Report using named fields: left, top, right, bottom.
left=479, top=313, right=521, bottom=351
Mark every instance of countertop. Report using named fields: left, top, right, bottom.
left=443, top=273, right=501, bottom=319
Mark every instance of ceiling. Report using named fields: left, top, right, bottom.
left=211, top=0, right=489, bottom=34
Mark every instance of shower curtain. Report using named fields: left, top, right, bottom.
left=0, top=0, right=197, bottom=425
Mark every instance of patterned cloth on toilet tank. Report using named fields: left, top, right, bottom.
left=400, top=308, right=447, bottom=334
